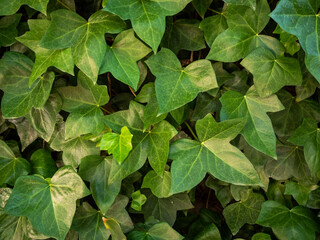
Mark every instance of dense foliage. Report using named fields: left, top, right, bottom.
left=1, top=0, right=320, bottom=239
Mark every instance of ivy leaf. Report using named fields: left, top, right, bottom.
left=199, top=14, right=228, bottom=47
left=146, top=48, right=217, bottom=114
left=135, top=82, right=167, bottom=129
left=104, top=101, right=177, bottom=179
left=141, top=192, right=193, bottom=226
left=16, top=19, right=74, bottom=86
left=40, top=9, right=126, bottom=82
left=270, top=0, right=320, bottom=57
left=79, top=155, right=121, bottom=215
left=27, top=94, right=62, bottom=142
left=0, top=0, right=49, bottom=15
left=30, top=149, right=57, bottom=178
left=273, top=25, right=300, bottom=56
left=252, top=233, right=271, bottom=240
left=104, top=0, right=191, bottom=52
left=241, top=47, right=302, bottom=97
left=162, top=18, right=206, bottom=54
left=0, top=14, right=21, bottom=47
left=223, top=0, right=256, bottom=10
left=100, top=29, right=151, bottom=91
left=220, top=87, right=284, bottom=158
left=57, top=72, right=109, bottom=139
left=131, top=190, right=147, bottom=211
left=223, top=192, right=264, bottom=235
left=170, top=114, right=261, bottom=194
left=127, top=221, right=183, bottom=240
left=208, top=0, right=284, bottom=62
left=102, top=218, right=126, bottom=240
left=0, top=140, right=30, bottom=186
left=288, top=118, right=320, bottom=176
left=285, top=181, right=315, bottom=206
left=265, top=145, right=310, bottom=181
left=257, top=200, right=320, bottom=240
left=192, top=0, right=213, bottom=18
left=142, top=170, right=171, bottom=198
left=0, top=52, right=54, bottom=118
left=4, top=166, right=90, bottom=240
left=101, top=126, right=133, bottom=164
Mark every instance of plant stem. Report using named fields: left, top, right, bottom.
left=185, top=121, right=199, bottom=141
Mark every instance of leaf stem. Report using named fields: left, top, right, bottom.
left=129, top=86, right=137, bottom=97
left=100, top=106, right=112, bottom=114
left=208, top=8, right=222, bottom=15
left=56, top=0, right=72, bottom=10
left=184, top=121, right=199, bottom=141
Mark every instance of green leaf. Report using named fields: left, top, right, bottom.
left=0, top=52, right=54, bottom=118
left=0, top=0, right=49, bottom=15
left=257, top=200, right=320, bottom=240
left=79, top=155, right=121, bottom=215
left=270, top=0, right=320, bottom=57
left=208, top=0, right=284, bottom=62
left=104, top=0, right=191, bottom=52
left=40, top=9, right=126, bottom=81
left=224, top=0, right=256, bottom=10
left=127, top=221, right=183, bottom=240
left=192, top=0, right=212, bottom=18
left=57, top=72, right=109, bottom=139
left=0, top=140, right=30, bottom=186
left=30, top=149, right=57, bottom=178
left=241, top=47, right=302, bottom=97
left=0, top=14, right=21, bottom=47
left=199, top=14, right=228, bottom=47
left=162, top=18, right=206, bottom=54
left=131, top=190, right=147, bottom=211
left=288, top=118, right=320, bottom=175
left=103, top=218, right=126, bottom=240
left=141, top=192, right=193, bottom=226
left=101, top=126, right=133, bottom=164
left=265, top=145, right=310, bottom=181
left=17, top=19, right=74, bottom=86
left=194, top=223, right=221, bottom=240
left=4, top=166, right=90, bottom=240
left=285, top=181, right=315, bottom=206
left=252, top=233, right=271, bottom=240
left=27, top=94, right=62, bottom=142
left=273, top=25, right=300, bottom=56
left=104, top=101, right=177, bottom=179
left=220, top=87, right=284, bottom=158
left=170, top=114, right=261, bottom=194
left=142, top=170, right=171, bottom=198
left=146, top=48, right=217, bottom=114
left=100, top=29, right=151, bottom=90
left=223, top=192, right=264, bottom=235
left=305, top=54, right=320, bottom=83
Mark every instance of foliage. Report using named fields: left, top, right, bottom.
left=1, top=0, right=320, bottom=239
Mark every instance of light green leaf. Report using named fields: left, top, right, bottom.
left=170, top=114, right=261, bottom=194
left=142, top=170, right=171, bottom=198
left=288, top=118, right=320, bottom=176
left=0, top=52, right=54, bottom=118
left=224, top=0, right=256, bottom=10
left=0, top=0, right=49, bottom=15
left=27, top=94, right=62, bottom=142
left=273, top=25, right=300, bottom=56
left=141, top=192, right=193, bottom=226
left=220, top=87, right=284, bottom=158
left=104, top=0, right=191, bottom=52
left=257, top=200, right=320, bottom=240
left=208, top=0, right=284, bottom=62
left=270, top=0, right=320, bottom=57
left=162, top=18, right=206, bottom=54
left=0, top=14, right=21, bottom=47
left=30, top=149, right=57, bottom=178
left=4, top=167, right=90, bottom=240
left=131, top=190, right=147, bottom=211
left=223, top=192, right=264, bottom=235
left=104, top=101, right=177, bottom=179
left=100, top=29, right=151, bottom=90
left=101, top=126, right=133, bottom=164
left=57, top=72, right=109, bottom=139
left=127, top=221, right=183, bottom=240
left=103, top=218, right=126, bottom=240
left=79, top=155, right=121, bottom=214
left=146, top=48, right=217, bottom=114
left=40, top=9, right=126, bottom=81
left=0, top=140, right=30, bottom=186
left=241, top=47, right=302, bottom=97
left=17, top=19, right=74, bottom=86
left=252, top=233, right=271, bottom=240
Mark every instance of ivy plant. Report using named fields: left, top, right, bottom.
left=1, top=0, right=320, bottom=239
